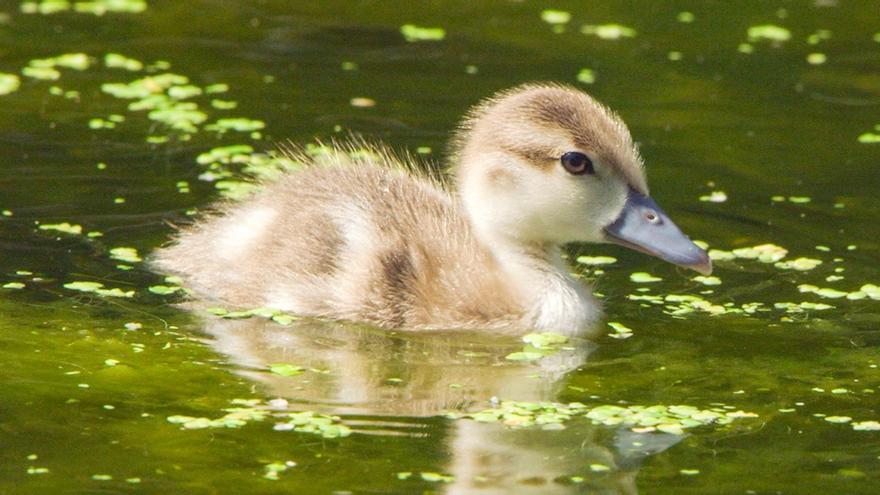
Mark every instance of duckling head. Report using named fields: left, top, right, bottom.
left=453, top=83, right=711, bottom=275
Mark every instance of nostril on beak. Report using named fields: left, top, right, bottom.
left=644, top=210, right=659, bottom=223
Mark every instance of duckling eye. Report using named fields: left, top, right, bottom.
left=560, top=151, right=595, bottom=175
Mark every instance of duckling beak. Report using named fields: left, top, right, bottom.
left=603, top=189, right=712, bottom=275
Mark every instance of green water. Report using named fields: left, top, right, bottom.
left=1, top=1, right=879, bottom=493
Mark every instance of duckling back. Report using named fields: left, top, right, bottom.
left=153, top=146, right=524, bottom=330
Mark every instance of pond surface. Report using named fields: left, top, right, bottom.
left=1, top=1, right=879, bottom=493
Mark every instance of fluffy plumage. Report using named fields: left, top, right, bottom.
left=153, top=83, right=658, bottom=336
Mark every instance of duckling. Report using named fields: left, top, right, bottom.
left=153, top=83, right=710, bottom=336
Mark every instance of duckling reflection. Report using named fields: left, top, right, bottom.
left=201, top=316, right=680, bottom=494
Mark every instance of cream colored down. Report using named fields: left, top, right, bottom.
left=153, top=83, right=652, bottom=336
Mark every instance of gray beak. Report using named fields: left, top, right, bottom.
left=603, top=189, right=712, bottom=275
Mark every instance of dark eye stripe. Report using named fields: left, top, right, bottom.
left=560, top=151, right=595, bottom=175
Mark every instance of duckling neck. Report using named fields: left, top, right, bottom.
left=489, top=241, right=599, bottom=335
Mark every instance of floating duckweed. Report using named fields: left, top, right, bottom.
left=349, top=97, right=375, bottom=108
left=730, top=243, right=788, bottom=263
left=262, top=461, right=294, bottom=480
left=540, top=10, right=571, bottom=25
left=630, top=272, right=662, bottom=283
left=788, top=196, right=811, bottom=203
left=815, top=283, right=878, bottom=301
left=207, top=306, right=298, bottom=325
left=806, top=53, right=827, bottom=65
left=699, top=191, right=727, bottom=203
left=590, top=463, right=611, bottom=472
left=852, top=420, right=880, bottom=431
left=89, top=118, right=116, bottom=129
left=807, top=29, right=832, bottom=45
left=196, top=144, right=254, bottom=165
left=680, top=469, right=701, bottom=476
left=773, top=302, right=834, bottom=313
left=29, top=53, right=91, bottom=71
left=400, top=24, right=446, bottom=42
left=857, top=133, right=880, bottom=144
left=580, top=24, right=637, bottom=39
left=522, top=332, right=568, bottom=348
left=667, top=51, right=683, bottom=61
left=268, top=363, right=305, bottom=377
left=576, top=255, right=616, bottom=266
left=22, top=66, right=60, bottom=80
left=420, top=472, right=454, bottom=483
left=38, top=222, right=83, bottom=234
left=63, top=281, right=135, bottom=298
left=738, top=43, right=755, bottom=54
left=798, top=284, right=848, bottom=299
left=677, top=11, right=695, bottom=23
left=747, top=24, right=791, bottom=42
left=148, top=105, right=207, bottom=132
left=824, top=416, right=852, bottom=424
left=607, top=322, right=633, bottom=339
left=3, top=282, right=26, bottom=289
left=504, top=351, right=544, bottom=361
left=576, top=68, right=595, bottom=84
left=211, top=99, right=237, bottom=109
left=204, top=83, right=229, bottom=94
left=109, top=247, right=141, bottom=263
left=204, top=117, right=265, bottom=133
left=215, top=180, right=259, bottom=199
left=22, top=0, right=147, bottom=15
left=693, top=276, right=722, bottom=286
left=0, top=73, right=21, bottom=95
left=104, top=53, right=143, bottom=71
left=708, top=249, right=736, bottom=261
left=147, top=285, right=181, bottom=295
left=453, top=401, right=755, bottom=433
left=274, top=410, right=352, bottom=438
left=167, top=85, right=203, bottom=100
left=506, top=332, right=570, bottom=361
left=774, top=257, right=822, bottom=271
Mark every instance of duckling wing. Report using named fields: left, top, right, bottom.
left=152, top=150, right=520, bottom=329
